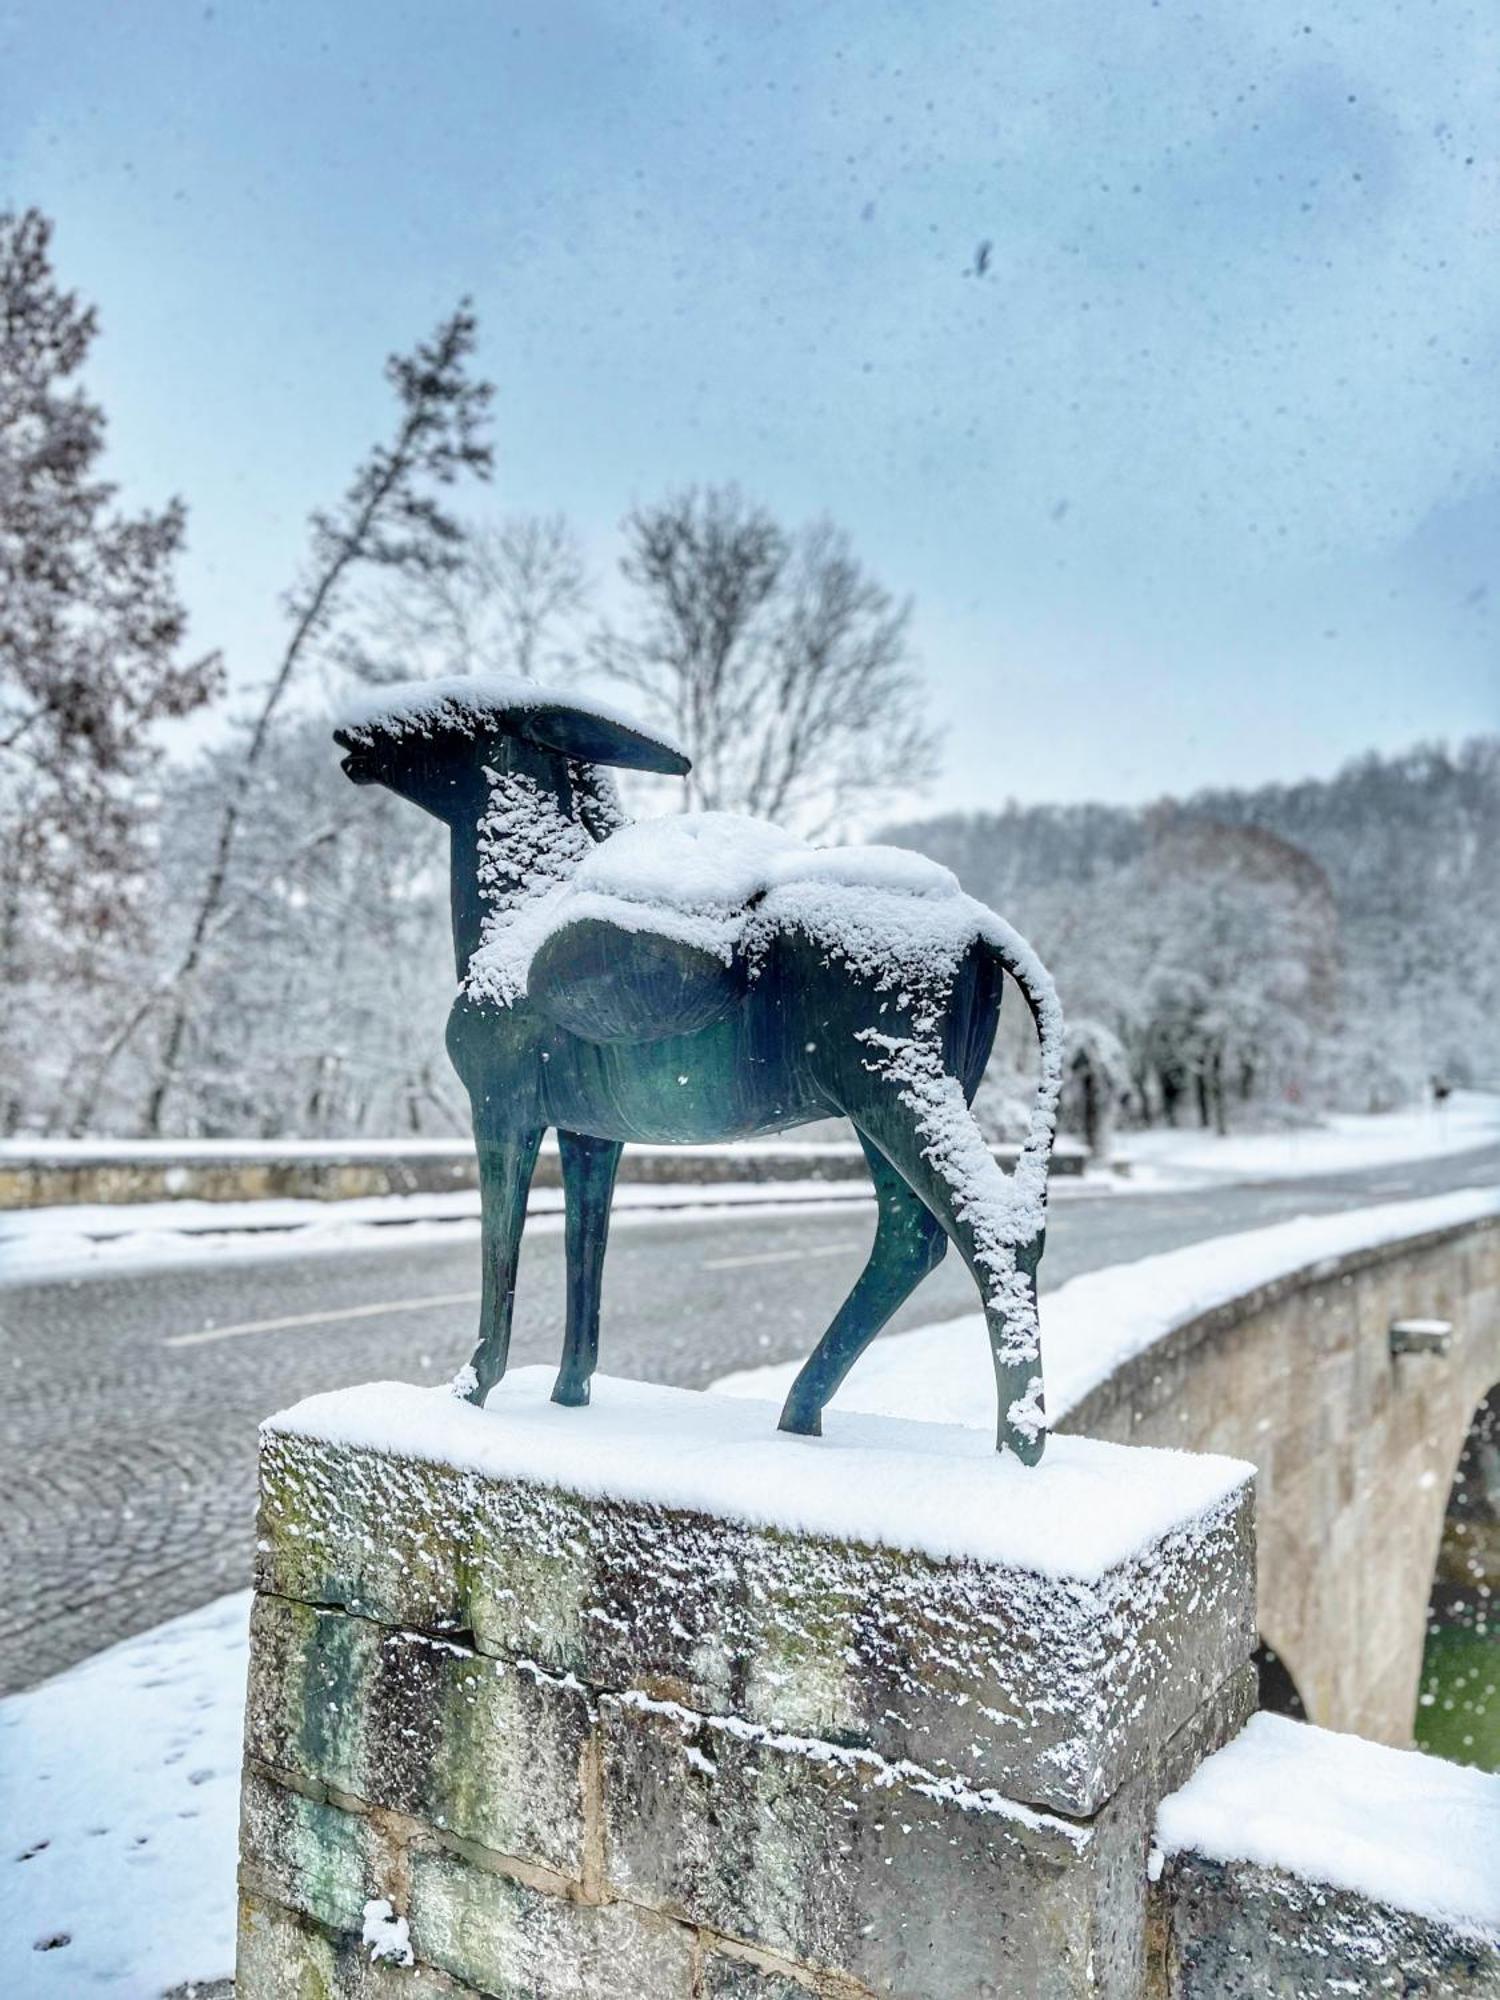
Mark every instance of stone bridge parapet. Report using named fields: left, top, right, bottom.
left=1062, top=1211, right=1500, bottom=1744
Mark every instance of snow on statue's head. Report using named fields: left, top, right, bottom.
left=332, top=675, right=689, bottom=824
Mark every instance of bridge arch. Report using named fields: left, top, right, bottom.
left=1251, top=1638, right=1306, bottom=1719
left=1415, top=1381, right=1500, bottom=1764
left=1060, top=1211, right=1500, bottom=1746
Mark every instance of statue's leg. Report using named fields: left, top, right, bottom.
left=853, top=1052, right=1048, bottom=1464
left=778, top=1138, right=946, bottom=1437
left=552, top=1130, right=623, bottom=1408
left=463, top=1126, right=544, bottom=1406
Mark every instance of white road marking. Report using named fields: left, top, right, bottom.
left=700, top=1240, right=861, bottom=1272
left=163, top=1289, right=481, bottom=1349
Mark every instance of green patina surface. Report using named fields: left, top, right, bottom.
left=741, top=1562, right=862, bottom=1742
left=243, top=1770, right=377, bottom=1939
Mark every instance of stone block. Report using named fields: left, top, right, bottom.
left=258, top=1370, right=1254, bottom=1815
left=243, top=1369, right=1264, bottom=2000
left=239, top=1765, right=698, bottom=1998
left=697, top=1945, right=870, bottom=1997
left=237, top=1890, right=480, bottom=1998
left=598, top=1688, right=1146, bottom=1999
left=406, top=1845, right=696, bottom=1999
left=245, top=1590, right=593, bottom=1877
left=1159, top=1854, right=1500, bottom=1997
left=238, top=1764, right=398, bottom=1938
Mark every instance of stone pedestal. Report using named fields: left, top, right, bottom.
left=237, top=1367, right=1255, bottom=1999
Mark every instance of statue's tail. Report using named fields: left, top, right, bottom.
left=978, top=916, right=1064, bottom=1463
left=983, top=915, right=1065, bottom=1225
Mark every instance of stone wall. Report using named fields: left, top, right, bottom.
left=237, top=1371, right=1255, bottom=1999
left=1063, top=1214, right=1500, bottom=1746
left=0, top=1137, right=1083, bottom=1209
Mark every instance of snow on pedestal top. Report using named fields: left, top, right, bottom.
left=263, top=1366, right=1249, bottom=1582
left=1155, top=1710, right=1500, bottom=1938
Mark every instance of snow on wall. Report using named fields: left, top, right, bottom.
left=263, top=1365, right=1248, bottom=1583
left=1154, top=1710, right=1500, bottom=1939
left=260, top=1366, right=1253, bottom=1820
left=714, top=1184, right=1500, bottom=1429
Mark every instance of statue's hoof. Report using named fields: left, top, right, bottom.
left=998, top=1425, right=1047, bottom=1467
left=777, top=1404, right=823, bottom=1438
left=453, top=1362, right=488, bottom=1407
left=552, top=1378, right=591, bottom=1408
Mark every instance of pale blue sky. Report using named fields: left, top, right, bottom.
left=4, top=1, right=1496, bottom=809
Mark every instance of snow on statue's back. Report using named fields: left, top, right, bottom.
left=332, top=675, right=1063, bottom=1462
left=526, top=815, right=971, bottom=1044
left=523, top=814, right=798, bottom=1041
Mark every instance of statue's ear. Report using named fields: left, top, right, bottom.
left=519, top=703, right=691, bottom=777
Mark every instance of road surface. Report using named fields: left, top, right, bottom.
left=3, top=1144, right=1497, bottom=1694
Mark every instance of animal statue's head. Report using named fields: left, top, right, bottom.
left=333, top=677, right=690, bottom=827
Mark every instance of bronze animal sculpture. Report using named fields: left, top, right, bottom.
left=335, top=678, right=1063, bottom=1461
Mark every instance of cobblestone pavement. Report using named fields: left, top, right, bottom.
left=2, top=1145, right=1496, bottom=1695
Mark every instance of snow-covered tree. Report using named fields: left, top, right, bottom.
left=1063, top=1019, right=1129, bottom=1158
left=0, top=207, right=220, bottom=1132
left=894, top=739, right=1499, bottom=1134
left=150, top=716, right=457, bottom=1138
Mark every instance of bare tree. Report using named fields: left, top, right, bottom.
left=595, top=485, right=940, bottom=832
left=134, top=304, right=494, bottom=1132
left=479, top=514, right=590, bottom=680
left=363, top=512, right=590, bottom=684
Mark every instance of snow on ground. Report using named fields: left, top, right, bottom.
left=1154, top=1710, right=1500, bottom=1938
left=0, top=1133, right=870, bottom=1164
left=0, top=1134, right=485, bottom=1163
left=0, top=1182, right=874, bottom=1289
left=715, top=1184, right=1500, bottom=1428
left=0, top=1591, right=248, bottom=1998
left=0, top=1156, right=1080, bottom=1290
left=1113, top=1088, right=1500, bottom=1184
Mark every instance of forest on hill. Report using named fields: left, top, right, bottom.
left=890, top=738, right=1500, bottom=1134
